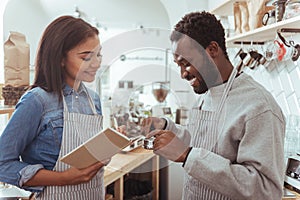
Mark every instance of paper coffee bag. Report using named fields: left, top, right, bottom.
left=4, top=31, right=30, bottom=86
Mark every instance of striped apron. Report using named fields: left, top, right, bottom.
left=182, top=69, right=238, bottom=200
left=37, top=90, right=104, bottom=200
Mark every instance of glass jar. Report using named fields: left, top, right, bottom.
left=273, top=0, right=288, bottom=22
left=284, top=0, right=300, bottom=19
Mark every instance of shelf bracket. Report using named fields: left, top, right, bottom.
left=276, top=28, right=300, bottom=48
left=233, top=41, right=265, bottom=45
left=277, top=28, right=300, bottom=33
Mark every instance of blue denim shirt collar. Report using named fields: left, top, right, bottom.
left=62, top=82, right=86, bottom=97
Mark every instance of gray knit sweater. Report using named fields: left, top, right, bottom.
left=166, top=73, right=286, bottom=200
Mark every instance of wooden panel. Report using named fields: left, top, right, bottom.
left=104, top=147, right=155, bottom=186
left=114, top=176, right=124, bottom=200
left=152, top=155, right=159, bottom=200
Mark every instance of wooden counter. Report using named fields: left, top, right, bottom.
left=284, top=186, right=300, bottom=200
left=104, top=147, right=159, bottom=200
left=0, top=104, right=14, bottom=119
left=0, top=105, right=158, bottom=199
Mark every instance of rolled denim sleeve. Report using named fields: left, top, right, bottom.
left=19, top=164, right=44, bottom=191
left=0, top=91, right=43, bottom=189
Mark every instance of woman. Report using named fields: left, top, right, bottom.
left=0, top=16, right=108, bottom=199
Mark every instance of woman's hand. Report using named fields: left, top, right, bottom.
left=62, top=159, right=110, bottom=185
left=24, top=159, right=110, bottom=187
left=116, top=125, right=127, bottom=135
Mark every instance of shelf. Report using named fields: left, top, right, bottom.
left=210, top=0, right=246, bottom=16
left=226, top=16, right=300, bottom=48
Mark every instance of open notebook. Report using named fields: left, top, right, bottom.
left=60, top=128, right=131, bottom=169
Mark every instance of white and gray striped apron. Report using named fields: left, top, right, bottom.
left=182, top=68, right=238, bottom=200
left=37, top=90, right=104, bottom=200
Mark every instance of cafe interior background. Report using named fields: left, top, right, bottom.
left=0, top=0, right=300, bottom=199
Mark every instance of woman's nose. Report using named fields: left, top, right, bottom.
left=91, top=56, right=102, bottom=68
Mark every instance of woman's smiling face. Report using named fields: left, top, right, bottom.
left=62, top=34, right=102, bottom=88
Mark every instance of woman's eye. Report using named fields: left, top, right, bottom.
left=82, top=53, right=102, bottom=61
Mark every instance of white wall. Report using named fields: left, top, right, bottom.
left=160, top=0, right=209, bottom=29
left=2, top=0, right=172, bottom=68
left=0, top=0, right=9, bottom=83
left=207, top=0, right=226, bottom=11
left=4, top=0, right=50, bottom=67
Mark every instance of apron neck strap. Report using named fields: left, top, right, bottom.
left=216, top=68, right=238, bottom=113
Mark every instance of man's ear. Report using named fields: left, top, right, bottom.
left=206, top=41, right=219, bottom=58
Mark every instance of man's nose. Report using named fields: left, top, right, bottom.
left=181, top=70, right=188, bottom=79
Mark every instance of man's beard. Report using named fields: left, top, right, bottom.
left=193, top=81, right=208, bottom=94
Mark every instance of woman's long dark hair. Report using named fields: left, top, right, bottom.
left=31, top=15, right=99, bottom=100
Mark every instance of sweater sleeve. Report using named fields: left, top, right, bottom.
left=164, top=117, right=191, bottom=146
left=183, top=110, right=285, bottom=200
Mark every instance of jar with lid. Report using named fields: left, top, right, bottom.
left=284, top=0, right=300, bottom=19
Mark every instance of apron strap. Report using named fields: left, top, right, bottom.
left=82, top=85, right=98, bottom=115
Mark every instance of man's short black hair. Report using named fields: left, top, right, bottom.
left=170, top=11, right=229, bottom=60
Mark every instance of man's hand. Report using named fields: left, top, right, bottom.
left=146, top=130, right=190, bottom=162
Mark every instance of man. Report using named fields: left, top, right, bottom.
left=146, top=11, right=285, bottom=200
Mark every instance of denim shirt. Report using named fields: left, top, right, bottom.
left=0, top=83, right=102, bottom=192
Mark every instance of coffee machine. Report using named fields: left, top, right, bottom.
left=151, top=81, right=171, bottom=118
left=285, top=154, right=300, bottom=193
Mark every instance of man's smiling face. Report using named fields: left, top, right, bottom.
left=172, top=36, right=220, bottom=94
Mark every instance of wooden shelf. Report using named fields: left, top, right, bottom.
left=226, top=16, right=300, bottom=47
left=210, top=1, right=300, bottom=48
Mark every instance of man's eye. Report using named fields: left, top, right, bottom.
left=177, top=62, right=189, bottom=68
left=82, top=57, right=92, bottom=61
